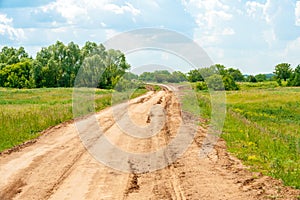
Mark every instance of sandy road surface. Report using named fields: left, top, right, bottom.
left=0, top=87, right=299, bottom=200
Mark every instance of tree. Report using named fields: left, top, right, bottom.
left=98, top=49, right=130, bottom=89
left=287, top=65, right=300, bottom=86
left=187, top=69, right=204, bottom=82
left=170, top=71, right=186, bottom=83
left=222, top=75, right=239, bottom=90
left=214, top=64, right=227, bottom=76
left=199, top=66, right=219, bottom=78
left=33, top=42, right=64, bottom=87
left=255, top=74, right=267, bottom=82
left=227, top=68, right=245, bottom=82
left=0, top=59, right=34, bottom=88
left=206, top=74, right=224, bottom=91
left=0, top=46, right=28, bottom=65
left=139, top=72, right=155, bottom=82
left=123, top=72, right=138, bottom=80
left=77, top=54, right=106, bottom=87
left=60, top=42, right=81, bottom=87
left=247, top=75, right=257, bottom=83
left=274, top=63, right=292, bottom=81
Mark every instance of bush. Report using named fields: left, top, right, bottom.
left=223, top=75, right=239, bottom=90
left=195, top=81, right=208, bottom=91
left=206, top=74, right=224, bottom=91
left=114, top=78, right=142, bottom=92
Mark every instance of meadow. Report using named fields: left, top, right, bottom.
left=0, top=87, right=147, bottom=152
left=191, top=83, right=300, bottom=189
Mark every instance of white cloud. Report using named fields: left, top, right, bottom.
left=296, top=1, right=300, bottom=26
left=245, top=0, right=278, bottom=24
left=0, top=14, right=12, bottom=24
left=104, top=2, right=140, bottom=16
left=222, top=28, right=235, bottom=35
left=283, top=37, right=300, bottom=65
left=105, top=29, right=119, bottom=40
left=183, top=0, right=235, bottom=47
left=245, top=1, right=264, bottom=18
left=0, top=13, right=25, bottom=41
left=263, top=29, right=277, bottom=47
left=40, top=0, right=140, bottom=25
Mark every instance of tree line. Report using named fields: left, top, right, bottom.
left=0, top=43, right=299, bottom=90
left=0, top=41, right=130, bottom=89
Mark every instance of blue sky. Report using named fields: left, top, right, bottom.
left=0, top=0, right=299, bottom=74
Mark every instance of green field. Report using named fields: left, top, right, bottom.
left=0, top=87, right=147, bottom=152
left=193, top=84, right=300, bottom=189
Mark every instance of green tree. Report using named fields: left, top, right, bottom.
left=214, top=64, right=227, bottom=76
left=123, top=72, right=138, bottom=80
left=139, top=72, right=155, bottom=82
left=247, top=75, right=257, bottom=83
left=99, top=49, right=130, bottom=89
left=170, top=71, right=186, bottom=83
left=60, top=42, right=81, bottom=87
left=255, top=74, right=267, bottom=82
left=0, top=59, right=34, bottom=88
left=222, top=75, right=239, bottom=90
left=0, top=46, right=28, bottom=65
left=77, top=54, right=106, bottom=87
left=34, top=41, right=83, bottom=87
left=274, top=63, right=292, bottom=82
left=206, top=74, right=224, bottom=91
left=187, top=69, right=204, bottom=82
left=227, top=68, right=245, bottom=82
left=287, top=65, right=300, bottom=86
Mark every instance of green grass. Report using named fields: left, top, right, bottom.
left=191, top=86, right=300, bottom=189
left=237, top=81, right=279, bottom=90
left=0, top=87, right=148, bottom=152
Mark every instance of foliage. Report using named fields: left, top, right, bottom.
left=206, top=74, right=224, bottom=91
left=0, top=42, right=131, bottom=89
left=247, top=75, right=257, bottom=83
left=114, top=78, right=143, bottom=92
left=287, top=65, right=300, bottom=87
left=0, top=46, right=28, bottom=65
left=274, top=63, right=292, bottom=82
left=222, top=74, right=239, bottom=90
left=194, top=81, right=208, bottom=91
left=123, top=72, right=138, bottom=80
left=139, top=70, right=186, bottom=83
left=187, top=69, right=203, bottom=82
left=187, top=64, right=241, bottom=91
left=227, top=67, right=245, bottom=82
left=255, top=74, right=267, bottom=82
left=0, top=59, right=34, bottom=88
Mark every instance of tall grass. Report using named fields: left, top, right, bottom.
left=191, top=86, right=300, bottom=189
left=0, top=87, right=147, bottom=152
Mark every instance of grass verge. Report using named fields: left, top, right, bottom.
left=185, top=85, right=300, bottom=189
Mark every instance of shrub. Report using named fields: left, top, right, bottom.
left=223, top=75, right=239, bottom=90
left=195, top=81, right=208, bottom=91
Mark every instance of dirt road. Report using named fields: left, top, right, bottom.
left=0, top=87, right=299, bottom=200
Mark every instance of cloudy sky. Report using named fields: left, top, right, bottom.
left=0, top=0, right=299, bottom=74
